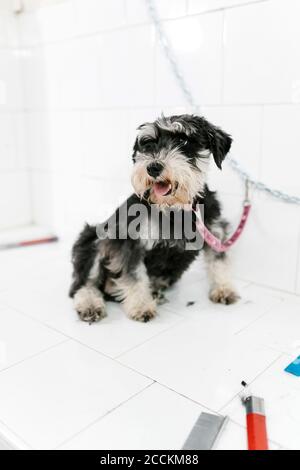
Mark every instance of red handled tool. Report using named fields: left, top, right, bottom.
left=241, top=382, right=268, bottom=451
left=0, top=236, right=58, bottom=251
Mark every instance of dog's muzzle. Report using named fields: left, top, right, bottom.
left=146, top=162, right=172, bottom=197
left=147, top=161, right=164, bottom=178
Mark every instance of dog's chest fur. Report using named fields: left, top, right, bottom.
left=125, top=187, right=222, bottom=285
left=129, top=186, right=221, bottom=246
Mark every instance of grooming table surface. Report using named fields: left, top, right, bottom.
left=0, top=240, right=299, bottom=450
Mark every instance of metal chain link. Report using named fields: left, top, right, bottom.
left=145, top=0, right=300, bottom=205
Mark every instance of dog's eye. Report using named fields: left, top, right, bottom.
left=140, top=138, right=155, bottom=152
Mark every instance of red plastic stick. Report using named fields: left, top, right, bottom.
left=20, top=236, right=58, bottom=247
left=244, top=396, right=268, bottom=451
left=0, top=236, right=58, bottom=251
left=246, top=412, right=268, bottom=450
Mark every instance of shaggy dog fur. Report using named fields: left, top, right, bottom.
left=70, top=114, right=239, bottom=323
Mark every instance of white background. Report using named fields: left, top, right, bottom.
left=0, top=0, right=299, bottom=294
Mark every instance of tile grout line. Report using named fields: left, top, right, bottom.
left=121, top=321, right=190, bottom=357
left=56, top=380, right=249, bottom=450
left=18, top=102, right=300, bottom=113
left=0, top=346, right=286, bottom=450
left=0, top=339, right=70, bottom=376
left=0, top=278, right=289, bottom=373
left=2, top=304, right=119, bottom=362
left=0, top=416, right=33, bottom=450
left=15, top=0, right=269, bottom=50
left=0, top=290, right=293, bottom=449
left=0, top=284, right=202, bottom=363
left=186, top=0, right=269, bottom=18
left=233, top=297, right=285, bottom=336
left=55, top=380, right=155, bottom=450
left=0, top=296, right=194, bottom=372
left=114, top=315, right=188, bottom=361
left=233, top=310, right=276, bottom=336
left=218, top=352, right=285, bottom=414
left=239, top=279, right=300, bottom=300
left=0, top=280, right=296, bottom=421
left=0, top=301, right=81, bottom=342
left=154, top=382, right=222, bottom=416
left=115, top=340, right=266, bottom=416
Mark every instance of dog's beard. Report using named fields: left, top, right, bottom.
left=131, top=155, right=206, bottom=208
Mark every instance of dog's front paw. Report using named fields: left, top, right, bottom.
left=73, top=286, right=107, bottom=323
left=77, top=306, right=106, bottom=323
left=128, top=302, right=157, bottom=323
left=209, top=286, right=240, bottom=305
left=130, top=309, right=157, bottom=323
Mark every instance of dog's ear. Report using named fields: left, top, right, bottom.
left=206, top=124, right=232, bottom=170
left=187, top=115, right=232, bottom=169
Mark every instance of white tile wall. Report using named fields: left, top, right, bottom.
left=0, top=50, right=23, bottom=109
left=30, top=170, right=54, bottom=228
left=76, top=0, right=126, bottom=35
left=0, top=14, right=18, bottom=47
left=0, top=113, right=16, bottom=170
left=0, top=8, right=32, bottom=230
left=21, top=0, right=65, bottom=12
left=14, top=112, right=29, bottom=169
left=155, top=13, right=224, bottom=106
left=53, top=37, right=104, bottom=109
left=230, top=192, right=300, bottom=292
left=261, top=105, right=300, bottom=194
left=297, top=258, right=300, bottom=294
left=188, top=0, right=264, bottom=15
left=0, top=171, right=32, bottom=230
left=82, top=110, right=130, bottom=179
left=0, top=1, right=14, bottom=13
left=0, top=0, right=299, bottom=293
left=21, top=47, right=46, bottom=108
left=34, top=0, right=78, bottom=43
left=223, top=0, right=300, bottom=104
left=204, top=105, right=263, bottom=195
left=27, top=111, right=83, bottom=172
left=100, top=26, right=156, bottom=108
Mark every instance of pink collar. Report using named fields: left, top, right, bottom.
left=193, top=203, right=251, bottom=253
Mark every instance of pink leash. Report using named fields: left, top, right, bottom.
left=194, top=181, right=252, bottom=253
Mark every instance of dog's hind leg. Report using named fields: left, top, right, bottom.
left=70, top=224, right=107, bottom=323
left=204, top=220, right=240, bottom=305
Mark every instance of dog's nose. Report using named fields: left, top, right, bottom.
left=147, top=162, right=164, bottom=178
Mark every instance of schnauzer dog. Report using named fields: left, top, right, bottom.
left=70, top=114, right=239, bottom=323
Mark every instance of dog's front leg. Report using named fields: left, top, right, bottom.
left=204, top=220, right=239, bottom=305
left=204, top=249, right=239, bottom=304
left=115, top=262, right=157, bottom=322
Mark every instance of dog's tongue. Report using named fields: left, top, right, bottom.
left=153, top=182, right=172, bottom=197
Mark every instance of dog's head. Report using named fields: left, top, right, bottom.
left=131, top=114, right=232, bottom=208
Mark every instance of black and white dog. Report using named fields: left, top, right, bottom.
left=70, top=114, right=239, bottom=323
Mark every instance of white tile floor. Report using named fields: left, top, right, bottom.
left=0, top=240, right=299, bottom=450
